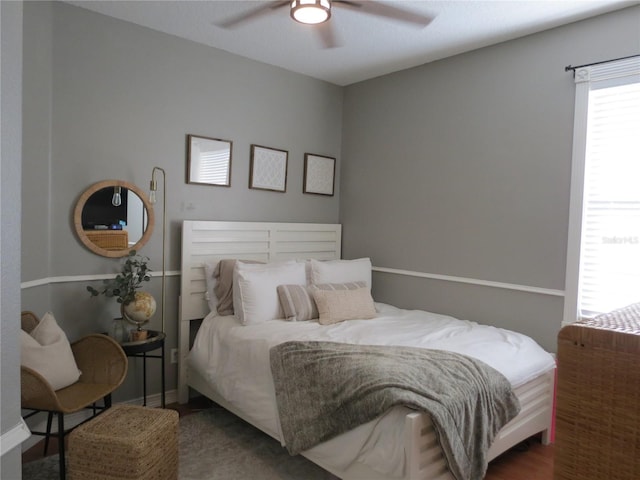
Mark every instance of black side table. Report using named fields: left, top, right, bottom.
left=121, top=330, right=166, bottom=408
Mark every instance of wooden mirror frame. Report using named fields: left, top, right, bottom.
left=73, top=179, right=155, bottom=258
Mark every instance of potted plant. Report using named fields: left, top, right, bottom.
left=87, top=250, right=156, bottom=341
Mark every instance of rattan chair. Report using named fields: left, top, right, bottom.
left=21, top=311, right=128, bottom=480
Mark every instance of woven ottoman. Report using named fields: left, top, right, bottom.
left=555, top=303, right=640, bottom=480
left=68, top=404, right=179, bottom=480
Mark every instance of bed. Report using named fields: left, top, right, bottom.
left=178, top=220, right=556, bottom=480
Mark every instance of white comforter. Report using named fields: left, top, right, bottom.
left=188, top=303, right=555, bottom=478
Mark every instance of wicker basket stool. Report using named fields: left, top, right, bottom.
left=555, top=303, right=640, bottom=480
left=68, top=404, right=179, bottom=480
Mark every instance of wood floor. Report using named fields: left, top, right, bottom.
left=485, top=436, right=554, bottom=480
left=23, top=397, right=554, bottom=479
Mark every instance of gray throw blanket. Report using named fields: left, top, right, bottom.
left=270, top=341, right=520, bottom=480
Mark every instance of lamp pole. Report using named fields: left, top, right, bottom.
left=149, top=167, right=166, bottom=334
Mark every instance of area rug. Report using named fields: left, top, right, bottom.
left=22, top=404, right=338, bottom=480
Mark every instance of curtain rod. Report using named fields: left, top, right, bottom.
left=565, top=53, right=640, bottom=73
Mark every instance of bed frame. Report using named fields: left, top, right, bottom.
left=178, top=220, right=555, bottom=480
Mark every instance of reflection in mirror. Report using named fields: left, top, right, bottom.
left=81, top=187, right=145, bottom=244
left=74, top=180, right=155, bottom=258
left=187, top=134, right=232, bottom=186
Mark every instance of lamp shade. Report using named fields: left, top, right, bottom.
left=290, top=0, right=331, bottom=25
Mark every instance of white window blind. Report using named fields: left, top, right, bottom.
left=564, top=57, right=640, bottom=323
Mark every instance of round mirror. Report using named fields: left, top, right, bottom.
left=73, top=180, right=155, bottom=258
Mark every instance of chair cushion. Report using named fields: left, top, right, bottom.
left=21, top=312, right=81, bottom=390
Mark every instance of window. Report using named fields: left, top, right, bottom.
left=564, top=57, right=640, bottom=324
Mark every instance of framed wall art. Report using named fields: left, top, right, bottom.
left=186, top=134, right=232, bottom=187
left=303, top=153, right=336, bottom=196
left=249, top=144, right=288, bottom=193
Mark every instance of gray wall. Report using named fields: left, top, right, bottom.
left=340, top=5, right=640, bottom=353
left=22, top=1, right=52, bottom=290
left=1, top=0, right=24, bottom=476
left=21, top=2, right=343, bottom=403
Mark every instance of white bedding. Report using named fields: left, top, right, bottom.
left=188, top=302, right=555, bottom=478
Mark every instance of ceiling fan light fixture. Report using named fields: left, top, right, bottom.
left=290, top=0, right=331, bottom=25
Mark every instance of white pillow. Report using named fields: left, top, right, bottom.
left=233, top=261, right=307, bottom=325
left=203, top=260, right=218, bottom=313
left=309, top=258, right=372, bottom=289
left=21, top=312, right=82, bottom=390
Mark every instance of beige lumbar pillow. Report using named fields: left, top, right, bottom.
left=21, top=312, right=81, bottom=390
left=312, top=287, right=377, bottom=325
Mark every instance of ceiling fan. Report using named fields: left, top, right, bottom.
left=216, top=0, right=434, bottom=49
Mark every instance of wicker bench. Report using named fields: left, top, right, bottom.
left=68, top=404, right=179, bottom=480
left=555, top=303, right=640, bottom=480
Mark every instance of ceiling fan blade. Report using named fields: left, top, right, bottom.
left=335, top=1, right=433, bottom=28
left=216, top=1, right=288, bottom=29
left=316, top=22, right=341, bottom=49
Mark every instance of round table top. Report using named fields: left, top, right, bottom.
left=120, top=330, right=165, bottom=354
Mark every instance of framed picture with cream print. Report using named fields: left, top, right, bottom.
left=249, top=144, right=288, bottom=193
left=303, top=153, right=336, bottom=196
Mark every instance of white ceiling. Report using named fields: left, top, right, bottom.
left=68, top=0, right=637, bottom=86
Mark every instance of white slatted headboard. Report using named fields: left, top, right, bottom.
left=178, top=220, right=342, bottom=402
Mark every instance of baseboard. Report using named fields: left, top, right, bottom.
left=21, top=389, right=178, bottom=451
left=1, top=417, right=31, bottom=457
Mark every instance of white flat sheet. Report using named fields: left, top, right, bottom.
left=188, top=302, right=555, bottom=478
